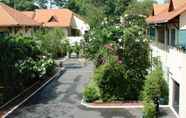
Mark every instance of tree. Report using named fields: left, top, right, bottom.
left=0, top=0, right=39, bottom=10
left=52, top=0, right=68, bottom=7
left=122, top=26, right=150, bottom=99
left=35, top=0, right=48, bottom=9
left=65, top=0, right=90, bottom=16
left=125, top=0, right=155, bottom=16
left=104, top=0, right=133, bottom=17
left=34, top=28, right=69, bottom=58
left=64, top=0, right=133, bottom=26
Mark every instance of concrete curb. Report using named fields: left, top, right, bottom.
left=81, top=99, right=170, bottom=109
left=2, top=68, right=65, bottom=118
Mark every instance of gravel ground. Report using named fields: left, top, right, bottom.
left=8, top=58, right=176, bottom=118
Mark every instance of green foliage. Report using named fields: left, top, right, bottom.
left=122, top=14, right=147, bottom=29
left=142, top=66, right=169, bottom=103
left=142, top=60, right=169, bottom=118
left=84, top=80, right=100, bottom=103
left=143, top=101, right=156, bottom=118
left=64, top=0, right=152, bottom=103
left=123, top=26, right=150, bottom=72
left=121, top=26, right=150, bottom=99
left=34, top=28, right=69, bottom=58
left=65, top=0, right=87, bottom=15
left=94, top=59, right=128, bottom=101
left=84, top=4, right=105, bottom=27
left=124, top=0, right=155, bottom=16
left=35, top=0, right=48, bottom=8
left=83, top=18, right=150, bottom=102
left=143, top=70, right=161, bottom=101
left=0, top=33, right=56, bottom=105
left=16, top=57, right=55, bottom=79
left=103, top=0, right=133, bottom=17
left=52, top=0, right=68, bottom=7
left=65, top=0, right=133, bottom=27
left=0, top=0, right=38, bottom=10
left=142, top=63, right=168, bottom=118
left=83, top=25, right=125, bottom=66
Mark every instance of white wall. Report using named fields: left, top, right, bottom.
left=175, top=11, right=186, bottom=118
left=151, top=44, right=186, bottom=118
left=71, top=15, right=90, bottom=35
left=179, top=53, right=186, bottom=118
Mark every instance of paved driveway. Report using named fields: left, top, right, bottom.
left=8, top=59, right=176, bottom=118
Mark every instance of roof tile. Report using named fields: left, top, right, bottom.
left=0, top=3, right=40, bottom=27
left=34, top=9, right=73, bottom=27
left=147, top=0, right=186, bottom=24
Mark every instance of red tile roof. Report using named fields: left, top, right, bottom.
left=22, top=9, right=85, bottom=28
left=22, top=11, right=35, bottom=19
left=146, top=0, right=186, bottom=24
left=24, top=9, right=74, bottom=27
left=0, top=3, right=40, bottom=27
left=153, top=4, right=169, bottom=16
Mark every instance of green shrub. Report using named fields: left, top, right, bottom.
left=94, top=59, right=128, bottom=101
left=74, top=43, right=81, bottom=57
left=142, top=65, right=169, bottom=118
left=84, top=81, right=100, bottom=103
left=143, top=101, right=156, bottom=118
left=0, top=34, right=56, bottom=105
left=142, top=66, right=168, bottom=103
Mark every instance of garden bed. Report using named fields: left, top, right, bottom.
left=82, top=99, right=143, bottom=108
left=90, top=100, right=142, bottom=106
left=81, top=99, right=169, bottom=109
left=0, top=68, right=65, bottom=118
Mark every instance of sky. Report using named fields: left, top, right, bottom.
left=157, top=0, right=165, bottom=3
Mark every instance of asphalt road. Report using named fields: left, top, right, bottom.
left=8, top=59, right=176, bottom=118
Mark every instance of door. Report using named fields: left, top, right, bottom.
left=173, top=80, right=180, bottom=114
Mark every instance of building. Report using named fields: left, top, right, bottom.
left=22, top=9, right=90, bottom=45
left=0, top=3, right=40, bottom=37
left=146, top=0, right=186, bottom=117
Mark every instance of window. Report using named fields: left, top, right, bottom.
left=70, top=28, right=81, bottom=36
left=157, top=27, right=165, bottom=44
left=170, top=29, right=176, bottom=46
left=148, top=27, right=156, bottom=40
left=0, top=32, right=8, bottom=38
left=178, top=30, right=186, bottom=48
